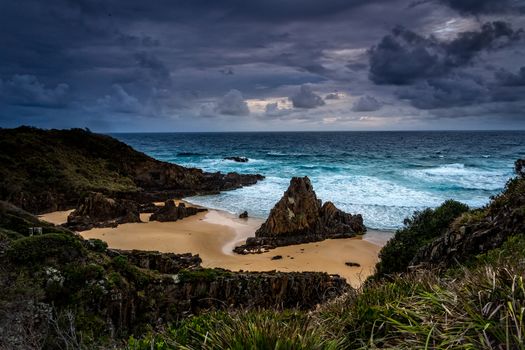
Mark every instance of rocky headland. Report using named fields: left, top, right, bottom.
left=234, top=176, right=366, bottom=253
left=0, top=126, right=263, bottom=215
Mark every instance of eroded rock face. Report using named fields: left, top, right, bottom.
left=66, top=192, right=141, bottom=231
left=234, top=177, right=365, bottom=253
left=149, top=200, right=207, bottom=222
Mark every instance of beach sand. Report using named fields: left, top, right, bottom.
left=40, top=207, right=392, bottom=287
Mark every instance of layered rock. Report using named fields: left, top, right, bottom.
left=149, top=200, right=207, bottom=222
left=66, top=192, right=141, bottom=231
left=234, top=177, right=365, bottom=253
left=107, top=249, right=202, bottom=274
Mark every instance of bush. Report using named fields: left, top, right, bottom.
left=7, top=233, right=86, bottom=264
left=375, top=199, right=469, bottom=277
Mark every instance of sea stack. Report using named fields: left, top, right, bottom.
left=234, top=176, right=365, bottom=254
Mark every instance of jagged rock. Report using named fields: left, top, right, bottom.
left=66, top=192, right=141, bottom=231
left=234, top=177, right=365, bottom=254
left=149, top=200, right=207, bottom=222
left=224, top=156, right=249, bottom=163
left=239, top=211, right=249, bottom=219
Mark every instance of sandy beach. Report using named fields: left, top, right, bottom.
left=40, top=206, right=392, bottom=287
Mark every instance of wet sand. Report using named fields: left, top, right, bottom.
left=40, top=208, right=392, bottom=287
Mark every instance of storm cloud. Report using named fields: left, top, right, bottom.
left=0, top=0, right=524, bottom=131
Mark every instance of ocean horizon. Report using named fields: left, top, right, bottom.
left=112, top=131, right=525, bottom=230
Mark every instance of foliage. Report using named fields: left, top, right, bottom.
left=375, top=199, right=469, bottom=277
left=7, top=233, right=86, bottom=264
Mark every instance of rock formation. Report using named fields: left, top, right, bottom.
left=239, top=210, right=249, bottom=218
left=149, top=200, right=207, bottom=222
left=234, top=177, right=365, bottom=253
left=224, top=156, right=249, bottom=162
left=66, top=192, right=141, bottom=231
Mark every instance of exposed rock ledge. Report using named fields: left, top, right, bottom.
left=66, top=192, right=141, bottom=231
left=234, top=176, right=365, bottom=254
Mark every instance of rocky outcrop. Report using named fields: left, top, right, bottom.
left=234, top=177, right=365, bottom=253
left=149, top=200, right=207, bottom=222
left=0, top=127, right=264, bottom=214
left=224, top=156, right=249, bottom=163
left=66, top=192, right=141, bottom=231
left=411, top=160, right=525, bottom=268
left=108, top=249, right=202, bottom=274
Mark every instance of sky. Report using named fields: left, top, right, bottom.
left=1, top=0, right=525, bottom=132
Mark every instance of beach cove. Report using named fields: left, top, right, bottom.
left=40, top=206, right=391, bottom=287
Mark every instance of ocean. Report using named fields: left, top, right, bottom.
left=112, top=131, right=524, bottom=230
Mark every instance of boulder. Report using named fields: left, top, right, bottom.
left=224, top=156, right=249, bottom=163
left=234, top=177, right=365, bottom=253
left=66, top=192, right=141, bottom=231
left=239, top=211, right=249, bottom=219
left=149, top=200, right=207, bottom=222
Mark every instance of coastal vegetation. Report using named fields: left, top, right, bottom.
left=0, top=128, right=523, bottom=349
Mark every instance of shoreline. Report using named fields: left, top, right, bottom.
left=39, top=205, right=393, bottom=287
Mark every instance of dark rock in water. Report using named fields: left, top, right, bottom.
left=239, top=210, right=249, bottom=219
left=271, top=255, right=283, bottom=260
left=139, top=202, right=159, bottom=213
left=224, top=156, right=249, bottom=163
left=149, top=200, right=207, bottom=222
left=345, top=261, right=361, bottom=267
left=234, top=177, right=365, bottom=254
left=66, top=192, right=141, bottom=231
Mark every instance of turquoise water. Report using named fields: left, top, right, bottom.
left=112, top=131, right=524, bottom=230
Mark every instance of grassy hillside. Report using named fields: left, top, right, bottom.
left=0, top=126, right=262, bottom=213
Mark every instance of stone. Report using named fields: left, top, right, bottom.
left=149, top=200, right=207, bottom=222
left=239, top=211, right=249, bottom=219
left=271, top=255, right=283, bottom=260
left=224, top=156, right=249, bottom=163
left=345, top=261, right=361, bottom=267
left=234, top=177, right=366, bottom=254
left=66, top=192, right=141, bottom=231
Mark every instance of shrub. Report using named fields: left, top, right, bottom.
left=7, top=233, right=86, bottom=264
left=375, top=199, right=469, bottom=277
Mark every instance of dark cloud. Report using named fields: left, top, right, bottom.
left=215, top=89, right=250, bottom=116
left=325, top=93, right=340, bottom=100
left=290, top=85, right=326, bottom=108
left=369, top=22, right=522, bottom=85
left=495, top=67, right=525, bottom=86
left=352, top=95, right=383, bottom=111
left=0, top=75, right=70, bottom=108
left=439, top=0, right=523, bottom=15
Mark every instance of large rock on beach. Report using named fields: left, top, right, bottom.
left=234, top=176, right=365, bottom=253
left=149, top=200, right=207, bottom=222
left=66, top=192, right=141, bottom=231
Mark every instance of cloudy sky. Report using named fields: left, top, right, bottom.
left=1, top=0, right=525, bottom=131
